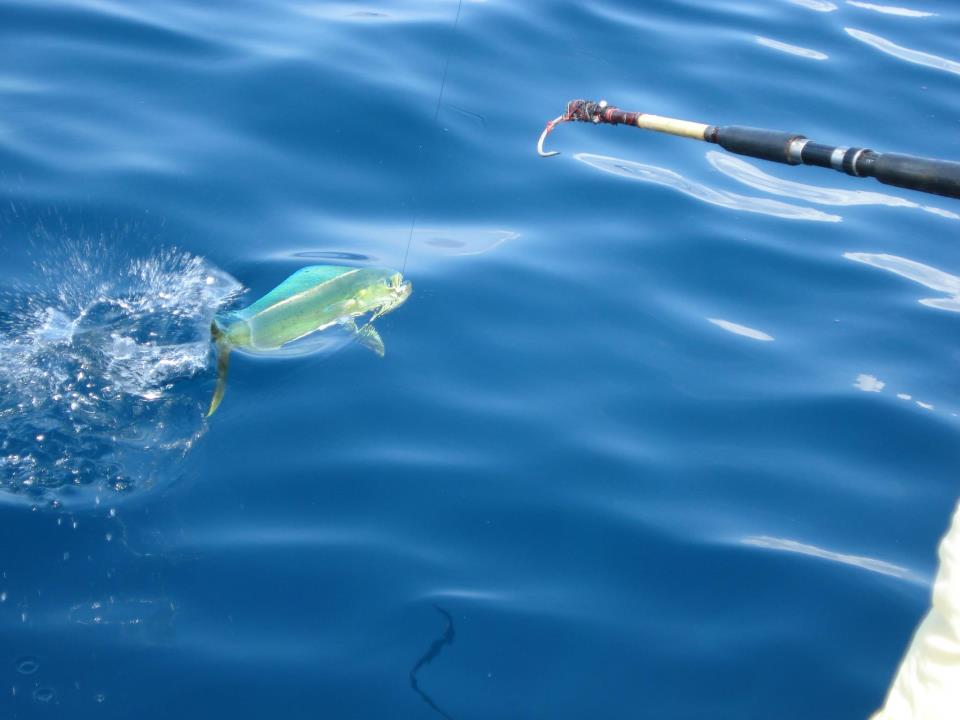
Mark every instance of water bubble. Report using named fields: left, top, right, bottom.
left=15, top=657, right=39, bottom=674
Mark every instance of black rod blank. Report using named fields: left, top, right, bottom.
left=710, top=125, right=960, bottom=199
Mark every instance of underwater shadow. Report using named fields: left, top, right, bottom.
left=409, top=605, right=457, bottom=720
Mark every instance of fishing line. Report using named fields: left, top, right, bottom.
left=400, top=0, right=465, bottom=276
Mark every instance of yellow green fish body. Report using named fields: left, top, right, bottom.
left=208, top=265, right=411, bottom=415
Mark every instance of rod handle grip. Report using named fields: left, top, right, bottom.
left=869, top=153, right=960, bottom=200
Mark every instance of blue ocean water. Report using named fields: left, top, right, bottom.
left=1, top=0, right=959, bottom=716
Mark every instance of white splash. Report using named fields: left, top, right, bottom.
left=574, top=153, right=840, bottom=222
left=707, top=318, right=774, bottom=341
left=756, top=36, right=828, bottom=60
left=0, top=243, right=241, bottom=505
left=846, top=28, right=960, bottom=76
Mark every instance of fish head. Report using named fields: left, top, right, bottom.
left=362, top=271, right=412, bottom=318
left=388, top=272, right=412, bottom=307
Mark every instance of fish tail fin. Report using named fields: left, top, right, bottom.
left=207, top=322, right=232, bottom=417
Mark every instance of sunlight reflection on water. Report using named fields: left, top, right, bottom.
left=574, top=153, right=841, bottom=222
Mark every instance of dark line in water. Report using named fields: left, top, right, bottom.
left=409, top=605, right=456, bottom=720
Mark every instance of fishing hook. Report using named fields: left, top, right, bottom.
left=537, top=115, right=566, bottom=157
left=537, top=100, right=610, bottom=157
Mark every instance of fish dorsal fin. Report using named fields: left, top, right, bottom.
left=240, top=265, right=359, bottom=319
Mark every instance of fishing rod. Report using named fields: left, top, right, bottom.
left=538, top=99, right=960, bottom=201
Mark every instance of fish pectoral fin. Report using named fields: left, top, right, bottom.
left=357, top=323, right=385, bottom=357
left=339, top=317, right=384, bottom=356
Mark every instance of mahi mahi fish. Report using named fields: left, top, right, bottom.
left=207, top=265, right=412, bottom=416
